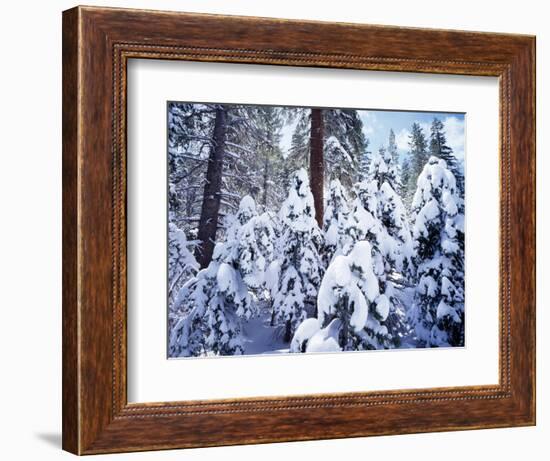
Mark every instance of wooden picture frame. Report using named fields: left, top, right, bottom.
left=62, top=5, right=536, bottom=455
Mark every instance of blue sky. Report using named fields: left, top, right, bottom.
left=360, top=110, right=465, bottom=162
left=279, top=109, right=465, bottom=164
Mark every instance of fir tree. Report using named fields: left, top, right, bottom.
left=409, top=157, right=465, bottom=347
left=323, top=182, right=393, bottom=348
left=429, top=118, right=464, bottom=195
left=168, top=223, right=199, bottom=313
left=168, top=252, right=247, bottom=357
left=168, top=103, right=284, bottom=269
left=322, top=179, right=350, bottom=267
left=169, top=196, right=275, bottom=357
left=282, top=110, right=310, bottom=193
left=404, top=123, right=429, bottom=208
left=369, top=147, right=414, bottom=277
left=352, top=150, right=412, bottom=345
left=291, top=241, right=392, bottom=353
left=273, top=168, right=324, bottom=342
left=316, top=241, right=390, bottom=351
left=249, top=106, right=286, bottom=211
left=401, top=157, right=412, bottom=199
left=168, top=102, right=216, bottom=235
left=357, top=138, right=371, bottom=181
left=387, top=129, right=403, bottom=192
left=324, top=109, right=367, bottom=189
left=285, top=108, right=366, bottom=226
left=388, top=128, right=399, bottom=164
left=369, top=147, right=400, bottom=191
left=429, top=118, right=465, bottom=253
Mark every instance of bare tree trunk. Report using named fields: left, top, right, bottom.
left=262, top=144, right=269, bottom=209
left=341, top=309, right=349, bottom=350
left=284, top=314, right=293, bottom=343
left=270, top=304, right=276, bottom=326
left=310, top=108, right=324, bottom=227
left=194, top=107, right=227, bottom=268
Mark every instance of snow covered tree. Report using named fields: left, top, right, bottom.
left=357, top=138, right=371, bottom=181
left=291, top=241, right=391, bottom=352
left=289, top=318, right=323, bottom=352
left=404, top=122, right=429, bottom=208
left=429, top=117, right=465, bottom=253
left=317, top=241, right=389, bottom=350
left=168, top=103, right=216, bottom=234
left=287, top=110, right=310, bottom=165
left=322, top=179, right=350, bottom=267
left=215, top=195, right=277, bottom=290
left=429, top=118, right=464, bottom=195
left=168, top=252, right=247, bottom=357
left=287, top=109, right=366, bottom=190
left=400, top=156, right=412, bottom=199
left=369, top=147, right=414, bottom=277
left=169, top=102, right=284, bottom=269
left=334, top=168, right=409, bottom=347
left=255, top=106, right=286, bottom=211
left=273, top=168, right=324, bottom=342
left=278, top=108, right=310, bottom=202
left=367, top=149, right=414, bottom=342
left=285, top=108, right=366, bottom=225
left=168, top=223, right=199, bottom=312
left=386, top=130, right=403, bottom=191
left=169, top=196, right=275, bottom=357
left=369, top=147, right=400, bottom=191
left=388, top=128, right=399, bottom=164
left=320, top=187, right=393, bottom=347
left=409, top=157, right=465, bottom=347
left=324, top=109, right=367, bottom=189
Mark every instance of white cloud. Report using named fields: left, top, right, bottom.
left=420, top=116, right=465, bottom=161
left=419, top=122, right=431, bottom=139
left=396, top=117, right=465, bottom=163
left=279, top=117, right=299, bottom=159
left=395, top=128, right=410, bottom=152
left=395, top=123, right=430, bottom=153
left=360, top=112, right=378, bottom=136
left=442, top=115, right=465, bottom=161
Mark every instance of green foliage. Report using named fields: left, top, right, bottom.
left=429, top=117, right=464, bottom=196
left=324, top=109, right=367, bottom=188
left=402, top=122, right=429, bottom=208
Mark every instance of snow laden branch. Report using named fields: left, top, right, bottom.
left=408, top=157, right=465, bottom=347
left=168, top=223, right=199, bottom=312
left=291, top=241, right=391, bottom=353
left=271, top=168, right=324, bottom=343
left=169, top=196, right=276, bottom=357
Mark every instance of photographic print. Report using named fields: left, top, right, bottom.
left=167, top=102, right=465, bottom=358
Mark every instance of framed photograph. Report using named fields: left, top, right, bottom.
left=62, top=6, right=536, bottom=455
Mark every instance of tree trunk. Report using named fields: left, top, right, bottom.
left=341, top=310, right=349, bottom=350
left=194, top=107, right=227, bottom=268
left=270, top=303, right=276, bottom=327
left=284, top=315, right=293, bottom=343
left=309, top=108, right=324, bottom=227
left=262, top=144, right=269, bottom=209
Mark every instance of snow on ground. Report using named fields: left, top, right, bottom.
left=241, top=303, right=290, bottom=355
left=236, top=284, right=418, bottom=356
left=398, top=286, right=417, bottom=348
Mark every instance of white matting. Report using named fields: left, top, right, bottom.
left=127, top=59, right=500, bottom=403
